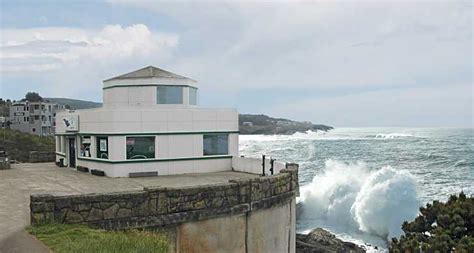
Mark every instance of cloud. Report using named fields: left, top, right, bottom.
left=112, top=1, right=472, bottom=92
left=1, top=1, right=472, bottom=126
left=1, top=24, right=179, bottom=72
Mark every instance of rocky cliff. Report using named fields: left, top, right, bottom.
left=296, top=228, right=366, bottom=253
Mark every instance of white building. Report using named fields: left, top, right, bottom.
left=10, top=101, right=63, bottom=136
left=55, top=66, right=239, bottom=177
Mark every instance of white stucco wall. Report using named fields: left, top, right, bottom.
left=75, top=158, right=232, bottom=177
left=55, top=108, right=238, bottom=134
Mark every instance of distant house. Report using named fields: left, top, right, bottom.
left=242, top=121, right=253, bottom=126
left=9, top=101, right=65, bottom=136
left=55, top=66, right=239, bottom=177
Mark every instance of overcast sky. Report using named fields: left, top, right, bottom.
left=0, top=0, right=472, bottom=127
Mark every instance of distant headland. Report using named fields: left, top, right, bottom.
left=239, top=114, right=333, bottom=135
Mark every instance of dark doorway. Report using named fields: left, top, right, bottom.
left=69, top=138, right=76, bottom=168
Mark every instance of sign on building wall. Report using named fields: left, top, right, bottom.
left=62, top=115, right=79, bottom=132
left=99, top=139, right=107, bottom=151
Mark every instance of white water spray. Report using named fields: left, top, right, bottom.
left=299, top=160, right=420, bottom=240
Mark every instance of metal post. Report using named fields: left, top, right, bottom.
left=270, top=158, right=275, bottom=175
left=262, top=154, right=266, bottom=176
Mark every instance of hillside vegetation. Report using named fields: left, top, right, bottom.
left=239, top=114, right=332, bottom=135
left=390, top=192, right=474, bottom=252
left=0, top=129, right=54, bottom=162
left=45, top=98, right=102, bottom=110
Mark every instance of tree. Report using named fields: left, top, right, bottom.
left=390, top=192, right=474, bottom=252
left=25, top=92, right=43, bottom=102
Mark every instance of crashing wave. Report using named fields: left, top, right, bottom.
left=299, top=160, right=420, bottom=241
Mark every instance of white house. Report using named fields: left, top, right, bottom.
left=55, top=66, right=239, bottom=177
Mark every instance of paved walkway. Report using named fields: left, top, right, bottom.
left=0, top=163, right=257, bottom=252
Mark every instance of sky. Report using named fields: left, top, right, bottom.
left=0, top=0, right=472, bottom=127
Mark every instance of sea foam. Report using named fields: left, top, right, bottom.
left=299, top=160, right=420, bottom=240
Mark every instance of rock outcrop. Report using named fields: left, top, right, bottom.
left=296, top=228, right=366, bottom=253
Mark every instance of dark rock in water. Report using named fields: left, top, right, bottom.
left=296, top=228, right=366, bottom=253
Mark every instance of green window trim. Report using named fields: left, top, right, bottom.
left=96, top=136, right=109, bottom=160
left=55, top=131, right=239, bottom=136
left=102, top=84, right=198, bottom=90
left=77, top=155, right=233, bottom=164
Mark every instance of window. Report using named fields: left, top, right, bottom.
left=189, top=87, right=198, bottom=105
left=34, top=115, right=39, bottom=120
left=80, top=136, right=91, bottom=157
left=96, top=137, right=108, bottom=159
left=126, top=137, right=155, bottom=159
left=156, top=86, right=183, bottom=104
left=34, top=105, right=39, bottom=110
left=203, top=134, right=229, bottom=156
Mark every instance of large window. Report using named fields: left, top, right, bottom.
left=189, top=87, right=198, bottom=105
left=203, top=134, right=229, bottom=156
left=80, top=136, right=91, bottom=157
left=157, top=86, right=183, bottom=104
left=96, top=136, right=108, bottom=159
left=126, top=137, right=155, bottom=159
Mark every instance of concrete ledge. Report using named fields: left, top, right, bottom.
left=30, top=164, right=299, bottom=231
left=129, top=171, right=158, bottom=178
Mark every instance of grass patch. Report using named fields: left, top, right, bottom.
left=28, top=223, right=169, bottom=253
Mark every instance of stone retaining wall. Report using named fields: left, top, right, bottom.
left=28, top=151, right=55, bottom=163
left=30, top=164, right=299, bottom=230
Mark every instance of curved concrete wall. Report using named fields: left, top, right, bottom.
left=30, top=165, right=299, bottom=252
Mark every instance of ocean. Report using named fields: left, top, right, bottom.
left=239, top=127, right=474, bottom=252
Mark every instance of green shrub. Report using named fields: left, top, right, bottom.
left=390, top=192, right=474, bottom=253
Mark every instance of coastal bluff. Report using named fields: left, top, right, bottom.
left=30, top=164, right=299, bottom=253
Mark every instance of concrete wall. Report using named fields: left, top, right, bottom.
left=76, top=157, right=233, bottom=177
left=103, top=86, right=197, bottom=108
left=55, top=107, right=239, bottom=177
left=55, top=133, right=237, bottom=177
left=55, top=108, right=238, bottom=134
left=31, top=165, right=299, bottom=252
left=176, top=199, right=295, bottom=253
left=232, top=156, right=286, bottom=175
left=28, top=151, right=55, bottom=163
